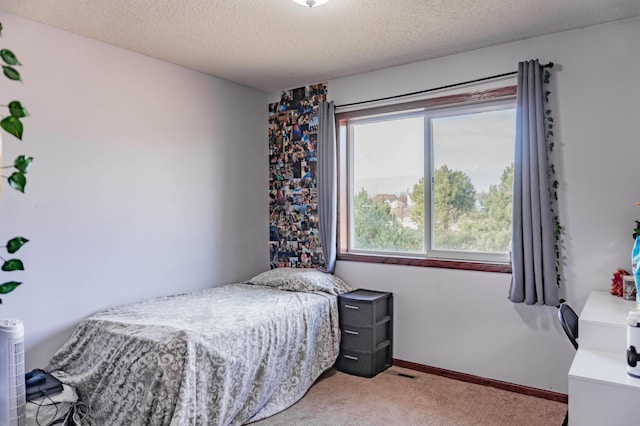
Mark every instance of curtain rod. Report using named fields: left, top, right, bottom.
left=334, top=62, right=554, bottom=109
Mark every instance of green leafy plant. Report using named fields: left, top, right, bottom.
left=0, top=20, right=32, bottom=304
left=634, top=202, right=640, bottom=240
left=544, top=67, right=566, bottom=306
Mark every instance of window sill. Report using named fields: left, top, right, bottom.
left=337, top=252, right=512, bottom=273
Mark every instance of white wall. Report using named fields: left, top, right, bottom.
left=0, top=12, right=269, bottom=369
left=316, top=17, right=639, bottom=394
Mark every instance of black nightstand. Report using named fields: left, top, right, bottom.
left=335, top=289, right=393, bottom=378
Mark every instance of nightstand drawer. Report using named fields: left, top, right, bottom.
left=336, top=342, right=392, bottom=378
left=338, top=291, right=391, bottom=326
left=339, top=300, right=374, bottom=326
left=341, top=321, right=391, bottom=352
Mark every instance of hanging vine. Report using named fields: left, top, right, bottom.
left=0, top=21, right=32, bottom=305
left=543, top=67, right=563, bottom=297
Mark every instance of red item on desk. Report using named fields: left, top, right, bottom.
left=610, top=267, right=630, bottom=297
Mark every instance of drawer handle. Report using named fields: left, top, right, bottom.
left=344, top=304, right=360, bottom=310
left=344, top=330, right=359, bottom=335
left=344, top=355, right=359, bottom=361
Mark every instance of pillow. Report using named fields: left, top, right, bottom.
left=244, top=268, right=354, bottom=295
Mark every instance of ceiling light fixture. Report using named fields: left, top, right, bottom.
left=292, top=0, right=332, bottom=7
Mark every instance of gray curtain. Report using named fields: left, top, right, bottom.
left=317, top=100, right=337, bottom=273
left=508, top=60, right=558, bottom=306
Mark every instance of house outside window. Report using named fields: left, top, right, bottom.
left=336, top=87, right=517, bottom=272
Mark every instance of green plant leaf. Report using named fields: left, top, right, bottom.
left=1, top=116, right=23, bottom=139
left=2, top=259, right=24, bottom=271
left=8, top=172, right=26, bottom=193
left=8, top=101, right=29, bottom=118
left=3, top=65, right=21, bottom=81
left=0, top=22, right=4, bottom=36
left=0, top=281, right=21, bottom=294
left=14, top=155, right=33, bottom=174
left=6, top=237, right=29, bottom=254
left=0, top=49, right=21, bottom=66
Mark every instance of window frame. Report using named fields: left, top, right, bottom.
left=336, top=86, right=517, bottom=273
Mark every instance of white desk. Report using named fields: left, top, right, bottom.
left=579, top=290, right=636, bottom=353
left=568, top=290, right=640, bottom=426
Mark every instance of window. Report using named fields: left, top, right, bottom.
left=337, top=87, right=516, bottom=272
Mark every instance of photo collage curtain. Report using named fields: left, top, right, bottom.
left=268, top=83, right=328, bottom=269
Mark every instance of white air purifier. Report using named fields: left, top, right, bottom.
left=0, top=319, right=26, bottom=426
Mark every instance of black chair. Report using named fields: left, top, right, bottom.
left=558, top=303, right=579, bottom=350
left=558, top=303, right=579, bottom=426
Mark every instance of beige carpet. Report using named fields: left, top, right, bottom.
left=251, top=366, right=567, bottom=426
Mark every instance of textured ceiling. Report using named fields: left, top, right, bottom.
left=0, top=0, right=639, bottom=92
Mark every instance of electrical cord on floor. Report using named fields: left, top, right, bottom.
left=60, top=400, right=92, bottom=426
left=42, top=369, right=93, bottom=425
left=26, top=386, right=92, bottom=425
left=26, top=393, right=59, bottom=426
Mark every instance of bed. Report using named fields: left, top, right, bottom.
left=46, top=268, right=353, bottom=426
